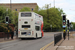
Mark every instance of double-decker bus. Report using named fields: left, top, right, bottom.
left=18, top=12, right=44, bottom=39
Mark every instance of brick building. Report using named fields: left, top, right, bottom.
left=0, top=3, right=37, bottom=12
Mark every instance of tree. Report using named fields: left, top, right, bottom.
left=0, top=6, right=13, bottom=23
left=33, top=6, right=39, bottom=13
left=0, top=6, right=18, bottom=31
left=35, top=5, right=65, bottom=31
left=0, top=6, right=7, bottom=23
left=71, top=22, right=75, bottom=30
left=11, top=11, right=18, bottom=30
left=20, top=7, right=31, bottom=12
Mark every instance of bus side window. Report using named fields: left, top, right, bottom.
left=35, top=14, right=39, bottom=20
left=40, top=17, right=43, bottom=21
left=41, top=17, right=43, bottom=21
left=35, top=26, right=40, bottom=31
left=35, top=14, right=36, bottom=19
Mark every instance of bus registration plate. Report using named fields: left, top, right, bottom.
left=24, top=28, right=28, bottom=30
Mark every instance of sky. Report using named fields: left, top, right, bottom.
left=0, top=0, right=75, bottom=22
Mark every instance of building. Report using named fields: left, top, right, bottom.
left=0, top=3, right=37, bottom=12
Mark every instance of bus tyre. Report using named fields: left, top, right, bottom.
left=36, top=34, right=37, bottom=39
left=40, top=33, right=42, bottom=38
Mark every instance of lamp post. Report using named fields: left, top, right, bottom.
left=10, top=0, right=12, bottom=10
left=54, top=0, right=55, bottom=7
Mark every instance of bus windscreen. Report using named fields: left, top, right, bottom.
left=21, top=13, right=31, bottom=17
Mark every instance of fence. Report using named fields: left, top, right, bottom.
left=0, top=32, right=11, bottom=38
left=54, top=33, right=62, bottom=46
left=0, top=32, right=6, bottom=38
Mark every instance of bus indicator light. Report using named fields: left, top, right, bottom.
left=31, top=19, right=33, bottom=21
left=19, top=19, right=21, bottom=21
left=32, top=31, right=34, bottom=35
left=19, top=29, right=20, bottom=30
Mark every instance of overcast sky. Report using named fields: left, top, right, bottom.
left=0, top=0, right=75, bottom=22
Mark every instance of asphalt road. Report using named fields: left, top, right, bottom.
left=0, top=32, right=62, bottom=50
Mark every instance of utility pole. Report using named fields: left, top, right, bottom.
left=10, top=0, right=12, bottom=10
left=47, top=4, right=49, bottom=22
left=67, top=20, right=69, bottom=40
left=62, top=15, right=66, bottom=40
left=54, top=0, right=55, bottom=8
left=5, top=16, right=9, bottom=39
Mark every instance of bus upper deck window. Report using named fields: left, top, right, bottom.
left=21, top=13, right=31, bottom=17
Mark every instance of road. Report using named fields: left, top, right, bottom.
left=73, top=34, right=75, bottom=36
left=0, top=32, right=62, bottom=50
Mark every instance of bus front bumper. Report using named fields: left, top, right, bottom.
left=18, top=35, right=36, bottom=38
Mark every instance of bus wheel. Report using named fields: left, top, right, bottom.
left=40, top=33, right=42, bottom=38
left=36, top=33, right=37, bottom=39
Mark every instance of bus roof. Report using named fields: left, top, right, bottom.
left=19, top=12, right=43, bottom=17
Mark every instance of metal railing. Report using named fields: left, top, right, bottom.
left=54, top=33, right=62, bottom=46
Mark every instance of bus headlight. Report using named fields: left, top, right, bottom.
left=31, top=19, right=33, bottom=21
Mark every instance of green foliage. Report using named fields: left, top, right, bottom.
left=34, top=5, right=64, bottom=31
left=71, top=22, right=75, bottom=29
left=0, top=6, right=13, bottom=23
left=0, top=24, right=7, bottom=32
left=11, top=11, right=18, bottom=30
left=0, top=24, right=12, bottom=33
left=0, top=4, right=65, bottom=32
left=0, top=6, right=6, bottom=23
left=0, top=6, right=17, bottom=32
left=12, top=11, right=18, bottom=26
left=34, top=6, right=39, bottom=13
left=20, top=7, right=31, bottom=12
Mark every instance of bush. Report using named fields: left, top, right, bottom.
left=0, top=23, right=12, bottom=33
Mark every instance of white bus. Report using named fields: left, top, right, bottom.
left=18, top=12, right=44, bottom=39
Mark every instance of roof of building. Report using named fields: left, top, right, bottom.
left=0, top=3, right=37, bottom=5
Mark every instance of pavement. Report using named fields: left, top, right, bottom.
left=0, top=36, right=17, bottom=42
left=44, top=31, right=75, bottom=50
left=57, top=38, right=75, bottom=50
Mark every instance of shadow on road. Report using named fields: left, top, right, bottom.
left=19, top=38, right=41, bottom=40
